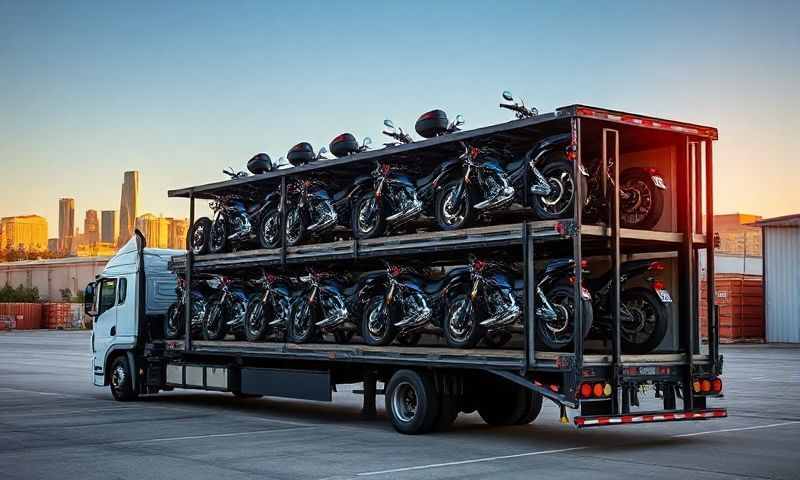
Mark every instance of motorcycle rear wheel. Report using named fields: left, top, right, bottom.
left=352, top=192, right=386, bottom=239
left=532, top=157, right=585, bottom=220
left=620, top=287, right=669, bottom=354
left=620, top=168, right=665, bottom=230
left=536, top=285, right=593, bottom=351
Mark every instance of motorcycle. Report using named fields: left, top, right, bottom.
left=582, top=156, right=667, bottom=230
left=498, top=90, right=538, bottom=119
left=381, top=119, right=413, bottom=147
left=163, top=276, right=211, bottom=340
left=445, top=257, right=593, bottom=351
left=586, top=259, right=671, bottom=354
left=361, top=263, right=470, bottom=346
left=202, top=276, right=249, bottom=341
left=243, top=269, right=295, bottom=342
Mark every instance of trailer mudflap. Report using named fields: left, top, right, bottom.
left=574, top=408, right=727, bottom=428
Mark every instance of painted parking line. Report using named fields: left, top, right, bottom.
left=356, top=447, right=588, bottom=476
left=672, top=420, right=800, bottom=437
left=112, top=426, right=316, bottom=445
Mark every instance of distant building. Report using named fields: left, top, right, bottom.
left=0, top=215, right=48, bottom=251
left=0, top=256, right=110, bottom=301
left=756, top=214, right=800, bottom=343
left=58, top=198, right=75, bottom=253
left=101, top=210, right=118, bottom=244
left=714, top=213, right=762, bottom=257
left=135, top=213, right=170, bottom=248
left=118, top=171, right=140, bottom=246
left=167, top=218, right=188, bottom=250
left=47, top=238, right=58, bottom=252
left=76, top=242, right=117, bottom=257
left=83, top=209, right=100, bottom=245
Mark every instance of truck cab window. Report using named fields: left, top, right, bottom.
left=118, top=278, right=127, bottom=305
left=98, top=278, right=117, bottom=316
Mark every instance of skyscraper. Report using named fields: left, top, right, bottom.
left=118, top=171, right=140, bottom=246
left=83, top=209, right=99, bottom=245
left=135, top=213, right=170, bottom=248
left=0, top=215, right=48, bottom=251
left=58, top=198, right=75, bottom=253
left=101, top=210, right=118, bottom=244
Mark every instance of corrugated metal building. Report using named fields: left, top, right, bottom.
left=0, top=256, right=110, bottom=301
left=756, top=214, right=800, bottom=343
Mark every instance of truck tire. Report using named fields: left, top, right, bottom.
left=478, top=385, right=527, bottom=426
left=432, top=394, right=459, bottom=432
left=385, top=369, right=439, bottom=435
left=515, top=391, right=543, bottom=425
left=110, top=356, right=138, bottom=402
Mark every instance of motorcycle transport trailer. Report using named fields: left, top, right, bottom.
left=86, top=104, right=725, bottom=433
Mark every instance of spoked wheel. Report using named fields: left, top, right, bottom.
left=445, top=295, right=483, bottom=348
left=110, top=356, right=138, bottom=401
left=203, top=301, right=227, bottom=340
left=164, top=303, right=183, bottom=339
left=362, top=296, right=396, bottom=346
left=532, top=157, right=584, bottom=220
left=353, top=193, right=386, bottom=239
left=620, top=288, right=669, bottom=354
left=620, top=168, right=665, bottom=230
left=436, top=180, right=474, bottom=231
left=289, top=299, right=316, bottom=343
left=187, top=217, right=212, bottom=255
left=537, top=285, right=593, bottom=351
left=244, top=294, right=269, bottom=342
left=285, top=208, right=307, bottom=247
left=385, top=369, right=440, bottom=434
left=209, top=215, right=229, bottom=253
left=258, top=208, right=282, bottom=249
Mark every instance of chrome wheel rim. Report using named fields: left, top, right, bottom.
left=367, top=301, right=388, bottom=339
left=621, top=298, right=657, bottom=344
left=541, top=169, right=574, bottom=215
left=357, top=196, right=379, bottom=234
left=210, top=219, right=226, bottom=251
left=262, top=214, right=279, bottom=246
left=448, top=299, right=473, bottom=341
left=442, top=189, right=466, bottom=225
left=391, top=381, right=418, bottom=423
left=621, top=180, right=653, bottom=226
left=293, top=302, right=311, bottom=339
left=247, top=303, right=264, bottom=336
left=191, top=224, right=206, bottom=253
left=286, top=209, right=301, bottom=245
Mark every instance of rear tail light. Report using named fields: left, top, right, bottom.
left=578, top=382, right=612, bottom=399
left=592, top=383, right=604, bottom=398
left=712, top=378, right=723, bottom=393
left=580, top=383, right=592, bottom=398
left=693, top=380, right=701, bottom=393
left=693, top=376, right=723, bottom=394
left=647, top=167, right=658, bottom=175
left=701, top=379, right=711, bottom=393
left=648, top=261, right=666, bottom=272
left=652, top=279, right=666, bottom=291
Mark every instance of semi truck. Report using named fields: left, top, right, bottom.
left=86, top=104, right=726, bottom=433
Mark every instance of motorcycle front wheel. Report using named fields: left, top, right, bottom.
left=620, top=287, right=669, bottom=354
left=362, top=296, right=396, bottom=346
left=620, top=168, right=665, bottom=230
left=289, top=299, right=316, bottom=343
left=258, top=208, right=282, bottom=249
left=532, top=157, right=586, bottom=220
left=285, top=208, right=307, bottom=247
left=444, top=295, right=483, bottom=348
left=209, top=215, right=229, bottom=253
left=187, top=217, right=212, bottom=255
left=352, top=192, right=386, bottom=239
left=244, top=294, right=269, bottom=342
left=203, top=300, right=227, bottom=340
left=536, top=285, right=593, bottom=351
left=435, top=180, right=475, bottom=231
left=164, top=303, right=183, bottom=339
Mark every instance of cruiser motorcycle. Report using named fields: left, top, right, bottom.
left=445, top=257, right=593, bottom=350
left=202, top=276, right=249, bottom=341
left=163, top=276, right=212, bottom=339
left=243, top=270, right=295, bottom=342
left=586, top=259, right=671, bottom=354
left=361, top=263, right=470, bottom=346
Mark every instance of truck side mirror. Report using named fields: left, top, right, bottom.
left=84, top=282, right=97, bottom=317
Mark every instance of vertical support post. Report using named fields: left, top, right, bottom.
left=705, top=140, right=717, bottom=373
left=280, top=176, right=287, bottom=266
left=361, top=371, right=377, bottom=418
left=523, top=221, right=535, bottom=370
left=604, top=128, right=622, bottom=415
left=572, top=118, right=584, bottom=374
left=680, top=137, right=695, bottom=410
left=693, top=142, right=703, bottom=233
left=185, top=191, right=195, bottom=352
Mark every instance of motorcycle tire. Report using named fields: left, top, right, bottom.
left=536, top=285, right=593, bottom=351
left=258, top=208, right=282, bottom=249
left=620, top=168, right=665, bottom=230
left=620, top=287, right=669, bottom=354
left=203, top=300, right=227, bottom=341
left=285, top=207, right=308, bottom=247
left=208, top=215, right=229, bottom=254
left=289, top=299, right=316, bottom=343
left=352, top=192, right=386, bottom=239
left=362, top=296, right=396, bottom=346
left=164, top=303, right=183, bottom=339
left=444, top=295, right=483, bottom=348
left=532, top=156, right=586, bottom=220
left=187, top=217, right=212, bottom=255
left=435, top=180, right=475, bottom=231
left=244, top=294, right=269, bottom=342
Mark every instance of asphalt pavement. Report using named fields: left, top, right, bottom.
left=1, top=330, right=798, bottom=479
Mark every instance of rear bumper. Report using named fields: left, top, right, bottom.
left=575, top=408, right=727, bottom=428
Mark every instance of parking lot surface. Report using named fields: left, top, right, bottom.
left=1, top=330, right=798, bottom=479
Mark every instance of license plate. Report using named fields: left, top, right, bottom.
left=656, top=289, right=672, bottom=303
left=651, top=175, right=667, bottom=190
left=639, top=366, right=657, bottom=376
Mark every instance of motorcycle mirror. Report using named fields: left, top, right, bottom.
left=502, top=90, right=514, bottom=101
left=383, top=119, right=395, bottom=130
left=455, top=114, right=465, bottom=126
left=319, top=146, right=328, bottom=155
left=362, top=137, right=372, bottom=147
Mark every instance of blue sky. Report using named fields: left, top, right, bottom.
left=1, top=0, right=798, bottom=236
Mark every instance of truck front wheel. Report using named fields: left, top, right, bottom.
left=110, top=356, right=138, bottom=402
left=385, top=369, right=439, bottom=435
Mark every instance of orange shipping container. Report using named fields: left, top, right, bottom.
left=700, top=274, right=764, bottom=342
left=0, top=303, right=42, bottom=329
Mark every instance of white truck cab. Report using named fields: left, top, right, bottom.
left=85, top=231, right=182, bottom=397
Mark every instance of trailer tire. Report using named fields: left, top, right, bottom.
left=386, top=369, right=439, bottom=435
left=478, top=385, right=527, bottom=426
left=433, top=394, right=459, bottom=432
left=110, top=356, right=138, bottom=402
left=515, top=391, right=543, bottom=425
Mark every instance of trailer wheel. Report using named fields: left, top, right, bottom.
left=478, top=385, right=527, bottom=426
left=433, top=394, right=459, bottom=432
left=385, top=369, right=439, bottom=434
left=515, top=391, right=543, bottom=425
left=110, top=356, right=138, bottom=402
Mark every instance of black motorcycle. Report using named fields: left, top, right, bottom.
left=243, top=270, right=295, bottom=342
left=445, top=257, right=593, bottom=350
left=202, top=276, right=249, bottom=341
left=361, top=263, right=469, bottom=346
left=163, top=276, right=211, bottom=340
left=587, top=259, right=671, bottom=354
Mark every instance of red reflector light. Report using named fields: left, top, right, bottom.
left=649, top=261, right=666, bottom=271
left=712, top=378, right=722, bottom=393
left=555, top=222, right=566, bottom=235
left=580, top=259, right=589, bottom=268
left=580, top=383, right=592, bottom=398
left=652, top=280, right=666, bottom=291
left=593, top=383, right=604, bottom=398
left=701, top=379, right=711, bottom=392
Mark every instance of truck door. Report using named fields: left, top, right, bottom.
left=92, top=277, right=118, bottom=379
